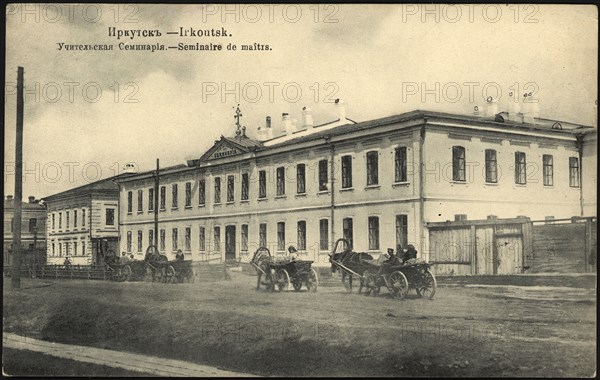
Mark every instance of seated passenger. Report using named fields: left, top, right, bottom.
left=402, top=244, right=418, bottom=264
left=120, top=252, right=130, bottom=263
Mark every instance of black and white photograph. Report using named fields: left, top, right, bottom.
left=3, top=3, right=597, bottom=377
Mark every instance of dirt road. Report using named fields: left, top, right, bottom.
left=3, top=273, right=596, bottom=376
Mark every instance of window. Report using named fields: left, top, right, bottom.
left=160, top=229, right=165, bottom=251
left=149, top=229, right=154, bottom=248
left=82, top=242, right=86, bottom=256
left=485, top=149, right=498, bottom=183
left=106, top=209, right=115, bottom=226
left=395, top=147, right=407, bottom=183
left=10, top=218, right=14, bottom=232
left=569, top=157, right=580, bottom=187
left=366, top=151, right=379, bottom=186
left=82, top=209, right=85, bottom=226
left=59, top=212, right=62, bottom=229
left=160, top=186, right=166, bottom=210
left=515, top=152, right=526, bottom=184
left=137, top=190, right=143, bottom=212
left=172, top=184, right=178, bottom=208
left=199, top=226, right=206, bottom=251
left=296, top=164, right=306, bottom=194
left=65, top=242, right=70, bottom=257
left=276, top=167, right=285, bottom=196
left=452, top=146, right=466, bottom=182
left=277, top=222, right=285, bottom=251
left=198, top=179, right=206, bottom=205
left=318, top=159, right=328, bottom=191
left=343, top=218, right=353, bottom=249
left=66, top=211, right=70, bottom=229
left=185, top=227, right=191, bottom=251
left=259, top=170, right=267, bottom=198
left=73, top=211, right=78, bottom=228
left=241, top=224, right=248, bottom=251
left=543, top=155, right=553, bottom=186
left=259, top=223, right=267, bottom=247
left=127, top=231, right=132, bottom=253
left=52, top=243, right=55, bottom=256
left=214, top=177, right=221, bottom=204
left=137, top=230, right=143, bottom=253
left=59, top=243, right=62, bottom=257
left=297, top=221, right=306, bottom=251
left=368, top=216, right=380, bottom=250
left=148, top=188, right=154, bottom=211
left=395, top=215, right=408, bottom=250
left=185, top=182, right=192, bottom=207
left=52, top=213, right=55, bottom=229
left=227, top=175, right=235, bottom=202
left=241, top=173, right=249, bottom=200
left=29, top=218, right=37, bottom=233
left=172, top=228, right=178, bottom=251
left=214, top=227, right=221, bottom=252
left=73, top=242, right=78, bottom=256
left=319, top=219, right=329, bottom=251
left=341, top=155, right=352, bottom=188
left=127, top=191, right=133, bottom=213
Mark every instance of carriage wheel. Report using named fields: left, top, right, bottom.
left=165, top=265, right=176, bottom=284
left=306, top=268, right=318, bottom=293
left=292, top=280, right=303, bottom=292
left=415, top=269, right=437, bottom=299
left=121, top=265, right=132, bottom=282
left=388, top=271, right=409, bottom=300
left=275, top=269, right=290, bottom=292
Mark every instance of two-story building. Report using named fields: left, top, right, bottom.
left=3, top=195, right=47, bottom=266
left=116, top=106, right=596, bottom=268
left=43, top=174, right=134, bottom=265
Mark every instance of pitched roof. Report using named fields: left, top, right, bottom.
left=42, top=172, right=138, bottom=201
left=3, top=198, right=46, bottom=210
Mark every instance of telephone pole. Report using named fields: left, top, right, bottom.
left=154, top=159, right=159, bottom=249
left=12, top=66, right=24, bottom=289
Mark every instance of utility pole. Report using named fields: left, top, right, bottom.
left=154, top=159, right=159, bottom=249
left=12, top=66, right=24, bottom=289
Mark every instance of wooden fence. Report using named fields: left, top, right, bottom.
left=427, top=216, right=596, bottom=275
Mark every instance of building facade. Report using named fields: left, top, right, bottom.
left=116, top=108, right=597, bottom=267
left=3, top=195, right=47, bottom=266
left=43, top=175, right=133, bottom=265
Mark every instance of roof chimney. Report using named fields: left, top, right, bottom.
left=473, top=105, right=483, bottom=117
left=522, top=93, right=539, bottom=124
left=28, top=196, right=36, bottom=203
left=484, top=96, right=498, bottom=118
left=507, top=92, right=522, bottom=123
left=302, top=106, right=314, bottom=129
left=281, top=112, right=293, bottom=135
left=335, top=99, right=346, bottom=121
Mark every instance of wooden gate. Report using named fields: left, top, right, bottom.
left=427, top=217, right=530, bottom=275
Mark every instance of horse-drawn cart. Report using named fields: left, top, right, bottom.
left=145, top=246, right=195, bottom=283
left=329, top=238, right=436, bottom=299
left=104, top=250, right=147, bottom=282
left=251, top=247, right=318, bottom=292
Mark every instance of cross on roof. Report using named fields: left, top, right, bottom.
left=234, top=104, right=242, bottom=136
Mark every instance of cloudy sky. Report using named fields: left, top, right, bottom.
left=4, top=4, right=597, bottom=199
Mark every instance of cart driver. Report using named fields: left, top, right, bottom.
left=121, top=251, right=130, bottom=263
left=175, top=249, right=185, bottom=261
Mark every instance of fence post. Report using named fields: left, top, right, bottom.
left=585, top=218, right=592, bottom=272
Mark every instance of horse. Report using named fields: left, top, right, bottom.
left=329, top=239, right=374, bottom=293
left=251, top=247, right=275, bottom=291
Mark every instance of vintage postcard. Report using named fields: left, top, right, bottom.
left=3, top=3, right=597, bottom=377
